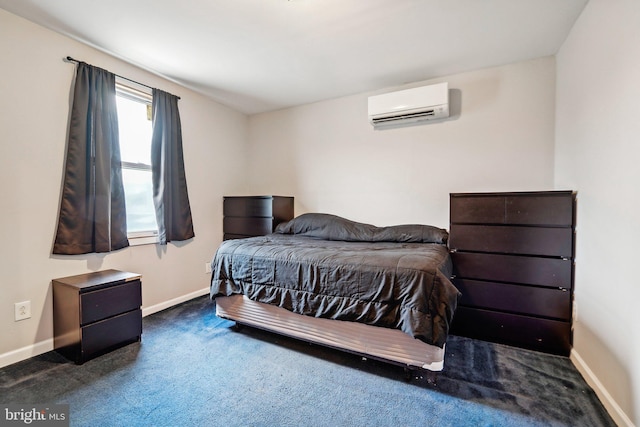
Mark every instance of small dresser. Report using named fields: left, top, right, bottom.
left=449, top=191, right=576, bottom=355
left=223, top=196, right=294, bottom=240
left=52, top=270, right=142, bottom=364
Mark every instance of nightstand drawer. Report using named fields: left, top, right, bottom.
left=223, top=217, right=273, bottom=236
left=224, top=197, right=274, bottom=217
left=452, top=252, right=572, bottom=288
left=449, top=224, right=573, bottom=257
left=223, top=233, right=253, bottom=240
left=81, top=280, right=142, bottom=325
left=82, top=309, right=142, bottom=360
left=454, top=278, right=571, bottom=320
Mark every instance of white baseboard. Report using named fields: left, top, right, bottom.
left=0, top=288, right=210, bottom=369
left=0, top=338, right=54, bottom=369
left=570, top=348, right=635, bottom=427
left=141, top=287, right=209, bottom=317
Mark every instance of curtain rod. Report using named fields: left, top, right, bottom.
left=64, top=56, right=180, bottom=99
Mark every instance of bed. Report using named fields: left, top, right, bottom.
left=210, top=213, right=460, bottom=374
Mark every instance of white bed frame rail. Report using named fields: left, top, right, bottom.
left=216, top=295, right=445, bottom=372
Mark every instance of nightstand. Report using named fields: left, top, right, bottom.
left=52, top=269, right=142, bottom=364
left=223, top=196, right=294, bottom=240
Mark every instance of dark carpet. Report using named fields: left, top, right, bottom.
left=0, top=296, right=615, bottom=427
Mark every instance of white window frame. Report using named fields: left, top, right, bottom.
left=115, top=78, right=159, bottom=246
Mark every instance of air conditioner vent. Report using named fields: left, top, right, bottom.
left=371, top=109, right=436, bottom=125
left=368, top=83, right=449, bottom=128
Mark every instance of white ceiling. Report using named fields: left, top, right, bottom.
left=0, top=0, right=588, bottom=115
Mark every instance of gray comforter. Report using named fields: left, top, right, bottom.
left=210, top=213, right=460, bottom=348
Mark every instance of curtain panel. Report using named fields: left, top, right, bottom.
left=151, top=89, right=195, bottom=245
left=53, top=62, right=129, bottom=255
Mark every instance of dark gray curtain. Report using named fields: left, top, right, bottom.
left=151, top=89, right=195, bottom=245
left=53, top=62, right=129, bottom=255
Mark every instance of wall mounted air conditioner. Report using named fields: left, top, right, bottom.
left=368, top=82, right=449, bottom=128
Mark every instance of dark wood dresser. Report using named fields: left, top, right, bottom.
left=223, top=196, right=294, bottom=240
left=52, top=270, right=142, bottom=364
left=449, top=191, right=576, bottom=356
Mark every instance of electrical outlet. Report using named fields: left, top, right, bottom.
left=205, top=262, right=212, bottom=274
left=14, top=301, right=31, bottom=321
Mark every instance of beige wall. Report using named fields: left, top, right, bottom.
left=247, top=57, right=557, bottom=229
left=0, top=9, right=248, bottom=366
left=555, top=0, right=640, bottom=425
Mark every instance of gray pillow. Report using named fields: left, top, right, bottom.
left=274, top=213, right=448, bottom=244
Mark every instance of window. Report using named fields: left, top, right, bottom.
left=115, top=79, right=158, bottom=244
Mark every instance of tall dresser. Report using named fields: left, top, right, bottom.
left=449, top=191, right=576, bottom=356
left=223, top=196, right=294, bottom=240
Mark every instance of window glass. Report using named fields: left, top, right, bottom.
left=121, top=168, right=156, bottom=234
left=115, top=82, right=158, bottom=240
left=117, top=95, right=152, bottom=165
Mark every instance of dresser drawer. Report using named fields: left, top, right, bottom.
left=452, top=252, right=572, bottom=288
left=450, top=192, right=574, bottom=226
left=454, top=278, right=571, bottom=320
left=224, top=197, right=275, bottom=217
left=505, top=195, right=573, bottom=226
left=82, top=309, right=142, bottom=360
left=223, top=217, right=273, bottom=236
left=450, top=196, right=505, bottom=224
left=449, top=224, right=573, bottom=257
left=451, top=306, right=572, bottom=355
left=81, top=279, right=142, bottom=325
